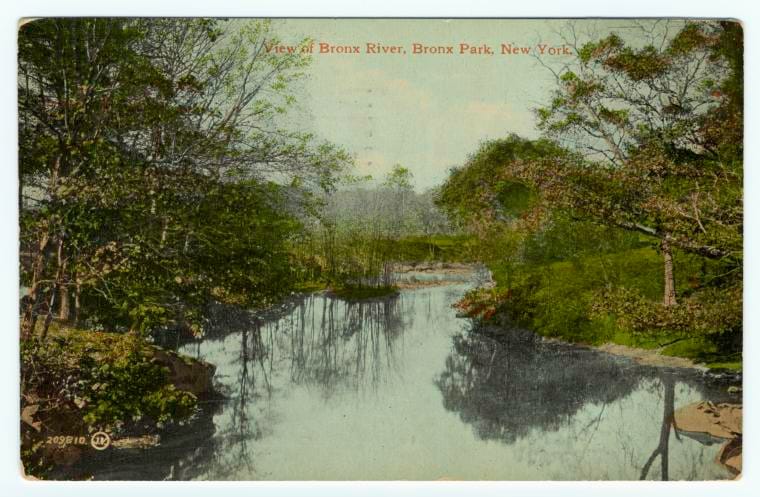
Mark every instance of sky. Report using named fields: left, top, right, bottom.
left=272, top=19, right=579, bottom=191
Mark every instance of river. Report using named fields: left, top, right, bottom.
left=81, top=268, right=738, bottom=480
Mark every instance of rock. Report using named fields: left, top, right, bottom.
left=21, top=404, right=41, bottom=432
left=717, top=437, right=742, bottom=476
left=148, top=347, right=216, bottom=398
left=674, top=401, right=742, bottom=478
left=674, top=401, right=742, bottom=439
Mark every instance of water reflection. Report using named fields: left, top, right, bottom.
left=283, top=295, right=405, bottom=395
left=436, top=327, right=639, bottom=444
left=172, top=292, right=415, bottom=479
left=73, top=281, right=737, bottom=481
left=640, top=375, right=676, bottom=481
left=435, top=326, right=734, bottom=480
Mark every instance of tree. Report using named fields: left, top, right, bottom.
left=19, top=18, right=155, bottom=337
left=382, top=165, right=414, bottom=237
left=533, top=20, right=742, bottom=306
left=19, top=18, right=350, bottom=338
left=435, top=21, right=742, bottom=342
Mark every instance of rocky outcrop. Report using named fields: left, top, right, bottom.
left=674, top=401, right=742, bottom=477
left=717, top=437, right=742, bottom=476
left=147, top=346, right=216, bottom=398
left=674, top=401, right=741, bottom=439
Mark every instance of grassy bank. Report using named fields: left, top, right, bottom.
left=387, top=234, right=479, bottom=262
left=291, top=234, right=478, bottom=300
left=459, top=243, right=742, bottom=372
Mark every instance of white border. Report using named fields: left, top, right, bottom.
left=1, top=1, right=758, bottom=496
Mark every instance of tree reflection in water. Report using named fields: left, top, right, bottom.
left=639, top=375, right=676, bottom=480
left=436, top=326, right=640, bottom=444
left=168, top=292, right=408, bottom=479
left=282, top=294, right=406, bottom=396
left=435, top=324, right=733, bottom=480
left=71, top=286, right=736, bottom=480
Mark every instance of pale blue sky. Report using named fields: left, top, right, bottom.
left=270, top=19, right=571, bottom=190
left=271, top=19, right=672, bottom=190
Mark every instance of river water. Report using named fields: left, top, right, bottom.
left=83, top=270, right=738, bottom=480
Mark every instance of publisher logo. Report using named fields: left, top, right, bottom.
left=90, top=431, right=111, bottom=450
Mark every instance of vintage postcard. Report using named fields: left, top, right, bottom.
left=18, top=18, right=743, bottom=480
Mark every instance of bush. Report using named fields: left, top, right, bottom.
left=21, top=329, right=197, bottom=429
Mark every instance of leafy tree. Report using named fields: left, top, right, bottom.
left=19, top=18, right=350, bottom=338
left=436, top=21, right=742, bottom=345
left=534, top=20, right=742, bottom=306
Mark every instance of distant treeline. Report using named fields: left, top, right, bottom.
left=291, top=166, right=465, bottom=290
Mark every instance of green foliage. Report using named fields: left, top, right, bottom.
left=21, top=329, right=197, bottom=429
left=19, top=18, right=350, bottom=339
left=370, top=234, right=476, bottom=263
left=289, top=166, right=459, bottom=291
left=434, top=135, right=565, bottom=231
left=438, top=22, right=742, bottom=370
left=621, top=333, right=742, bottom=371
left=592, top=284, right=742, bottom=339
left=521, top=213, right=644, bottom=264
left=383, top=164, right=414, bottom=190
left=453, top=215, right=741, bottom=366
left=80, top=354, right=196, bottom=426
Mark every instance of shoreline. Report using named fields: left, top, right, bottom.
left=541, top=336, right=704, bottom=370
left=539, top=336, right=742, bottom=385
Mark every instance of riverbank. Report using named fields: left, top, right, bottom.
left=541, top=337, right=742, bottom=384
left=455, top=247, right=743, bottom=374
left=394, top=262, right=485, bottom=289
left=462, top=304, right=743, bottom=377
left=298, top=262, right=484, bottom=301
left=20, top=325, right=216, bottom=478
left=539, top=328, right=742, bottom=376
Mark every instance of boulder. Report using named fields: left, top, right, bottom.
left=717, top=437, right=742, bottom=476
left=674, top=401, right=742, bottom=478
left=148, top=347, right=216, bottom=398
left=673, top=401, right=741, bottom=439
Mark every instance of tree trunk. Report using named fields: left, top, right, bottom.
left=72, top=278, right=81, bottom=326
left=59, top=285, right=70, bottom=322
left=20, top=228, right=50, bottom=339
left=41, top=289, right=57, bottom=340
left=57, top=243, right=70, bottom=321
left=21, top=155, right=61, bottom=339
left=160, top=217, right=168, bottom=246
left=662, top=239, right=677, bottom=307
left=43, top=237, right=67, bottom=339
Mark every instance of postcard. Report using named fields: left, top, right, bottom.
left=18, top=17, right=743, bottom=481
